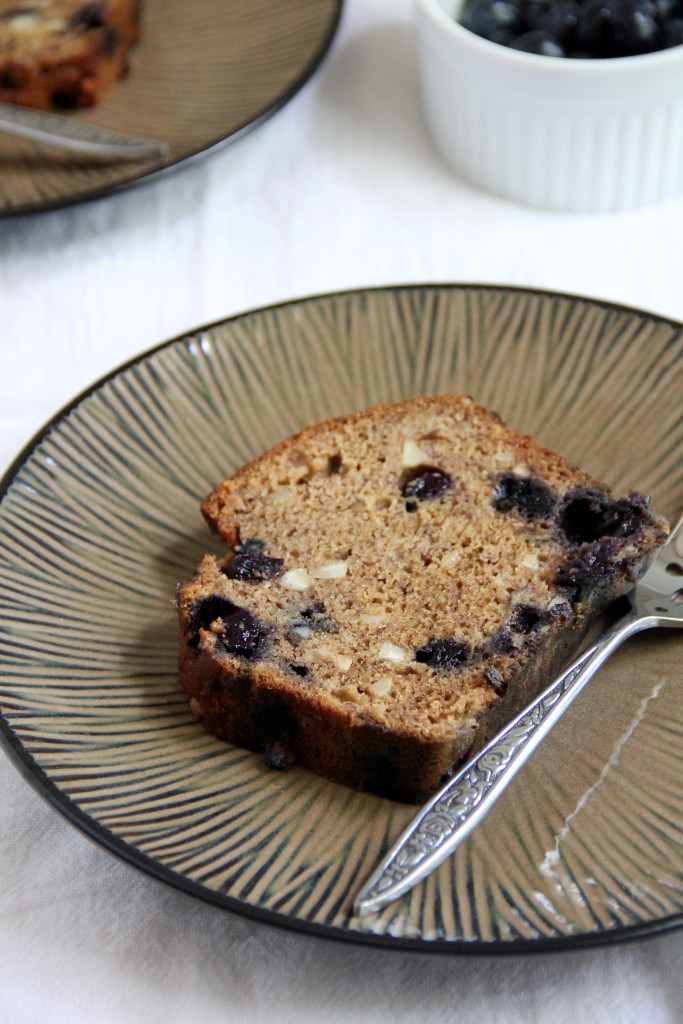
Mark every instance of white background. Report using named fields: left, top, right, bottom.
left=1, top=2, right=682, bottom=1020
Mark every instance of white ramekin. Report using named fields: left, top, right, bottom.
left=416, top=0, right=683, bottom=211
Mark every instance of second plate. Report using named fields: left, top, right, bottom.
left=0, top=0, right=342, bottom=216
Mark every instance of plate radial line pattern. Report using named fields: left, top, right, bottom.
left=0, top=284, right=681, bottom=953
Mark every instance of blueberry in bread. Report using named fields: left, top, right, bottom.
left=0, top=0, right=140, bottom=110
left=177, top=396, right=669, bottom=803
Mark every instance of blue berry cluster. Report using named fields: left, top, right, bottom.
left=458, top=0, right=683, bottom=57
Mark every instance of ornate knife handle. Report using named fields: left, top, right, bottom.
left=354, top=519, right=683, bottom=915
left=354, top=610, right=647, bottom=916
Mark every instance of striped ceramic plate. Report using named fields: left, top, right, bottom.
left=0, top=285, right=681, bottom=953
left=0, top=0, right=342, bottom=217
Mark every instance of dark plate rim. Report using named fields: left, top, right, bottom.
left=1, top=282, right=682, bottom=955
left=2, top=0, right=344, bottom=219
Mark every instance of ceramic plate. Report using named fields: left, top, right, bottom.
left=0, top=285, right=682, bottom=953
left=0, top=0, right=342, bottom=217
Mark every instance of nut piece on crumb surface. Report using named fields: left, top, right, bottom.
left=377, top=642, right=409, bottom=664
left=311, top=560, right=348, bottom=579
left=281, top=568, right=313, bottom=591
left=369, top=676, right=393, bottom=698
left=402, top=438, right=430, bottom=467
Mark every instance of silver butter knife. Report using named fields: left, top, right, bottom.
left=354, top=514, right=683, bottom=916
left=0, top=101, right=169, bottom=160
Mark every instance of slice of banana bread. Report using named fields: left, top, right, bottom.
left=0, top=0, right=140, bottom=110
left=177, top=395, right=668, bottom=803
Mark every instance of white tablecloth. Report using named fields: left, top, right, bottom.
left=1, top=2, right=682, bottom=1020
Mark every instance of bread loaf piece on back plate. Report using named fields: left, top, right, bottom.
left=0, top=0, right=140, bottom=110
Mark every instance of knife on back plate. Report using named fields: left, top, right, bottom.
left=0, top=101, right=169, bottom=160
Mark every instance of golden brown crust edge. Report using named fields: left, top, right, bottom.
left=200, top=394, right=604, bottom=546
